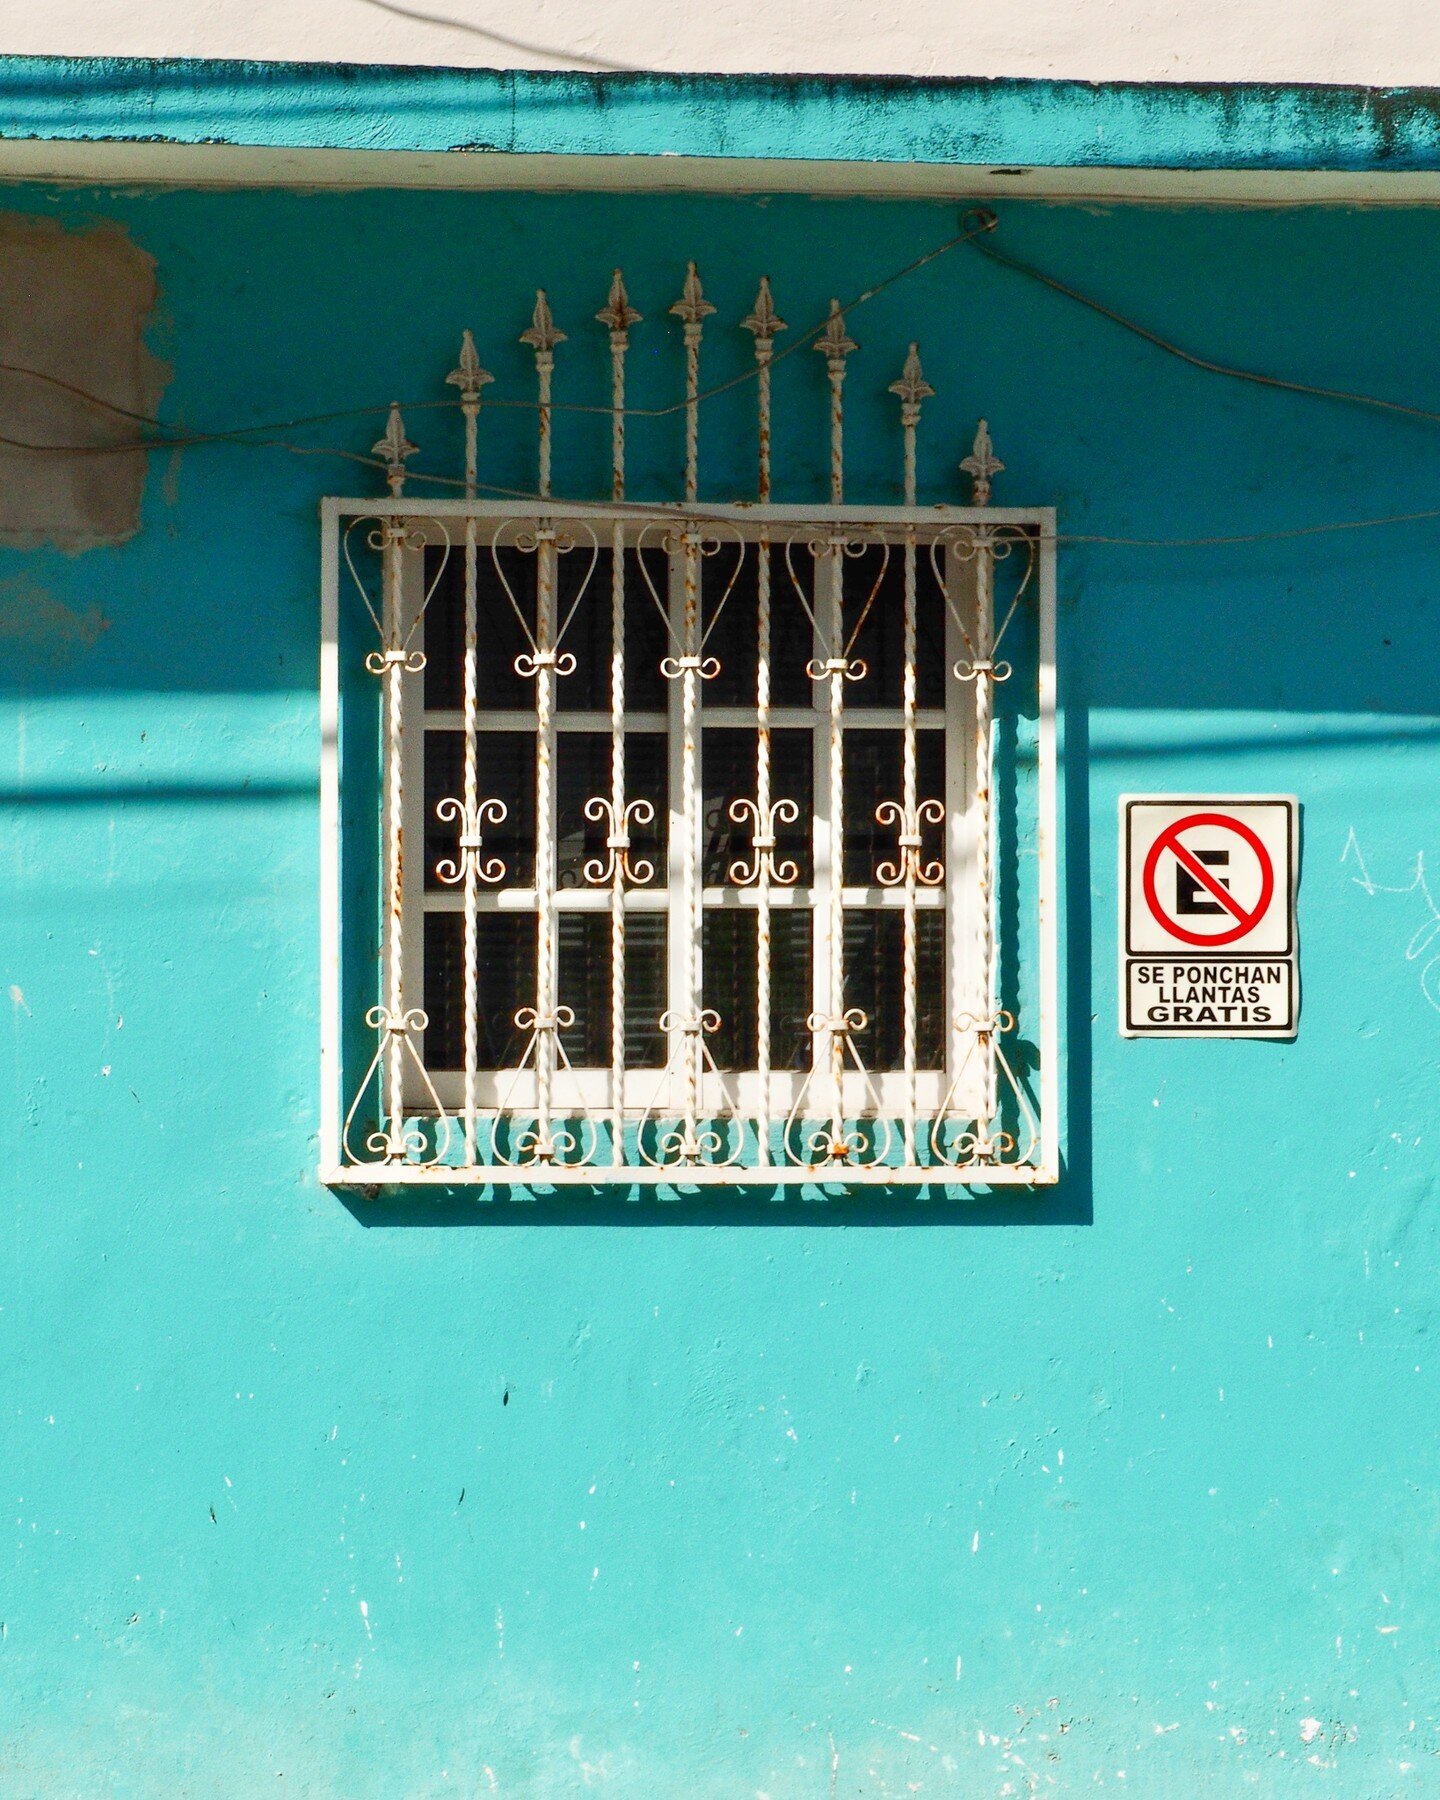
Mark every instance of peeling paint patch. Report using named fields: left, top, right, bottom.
left=0, top=211, right=167, bottom=551
left=0, top=575, right=107, bottom=659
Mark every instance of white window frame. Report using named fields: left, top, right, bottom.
left=319, top=495, right=1058, bottom=1187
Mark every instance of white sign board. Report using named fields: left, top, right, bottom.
left=1120, top=796, right=1298, bottom=1038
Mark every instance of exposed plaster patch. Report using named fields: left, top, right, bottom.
left=0, top=574, right=108, bottom=659
left=0, top=211, right=167, bottom=551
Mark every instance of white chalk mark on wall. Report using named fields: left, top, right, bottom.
left=1341, top=830, right=1440, bottom=1013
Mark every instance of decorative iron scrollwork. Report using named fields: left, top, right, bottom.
left=582, top=797, right=656, bottom=887
left=874, top=798, right=945, bottom=887
left=434, top=796, right=508, bottom=886
left=728, top=797, right=801, bottom=887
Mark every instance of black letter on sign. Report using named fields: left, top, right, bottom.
left=1176, top=848, right=1229, bottom=914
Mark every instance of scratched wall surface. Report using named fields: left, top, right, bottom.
left=3, top=187, right=1439, bottom=1797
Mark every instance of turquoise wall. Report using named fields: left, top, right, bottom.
left=5, top=185, right=1440, bottom=1795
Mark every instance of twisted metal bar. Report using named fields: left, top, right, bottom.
left=815, top=301, right=856, bottom=507
left=446, top=331, right=494, bottom=1162
left=741, top=278, right=786, bottom=1161
left=928, top=425, right=1016, bottom=1168
left=676, top=528, right=705, bottom=1156
left=668, top=263, right=715, bottom=1159
left=888, top=344, right=934, bottom=1160
left=671, top=262, right=714, bottom=506
left=521, top=291, right=565, bottom=502
left=967, top=430, right=1001, bottom=1149
left=520, top=292, right=567, bottom=1160
left=823, top=539, right=849, bottom=1152
left=814, top=309, right=856, bottom=1152
left=379, top=509, right=412, bottom=1158
left=598, top=269, right=642, bottom=1164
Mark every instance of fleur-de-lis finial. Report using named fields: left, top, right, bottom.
left=372, top=402, right=417, bottom=496
left=814, top=299, right=858, bottom=374
left=520, top=290, right=566, bottom=356
left=888, top=343, right=934, bottom=423
left=596, top=268, right=642, bottom=342
left=961, top=418, right=1004, bottom=507
left=670, top=261, right=716, bottom=333
left=446, top=330, right=494, bottom=405
left=741, top=276, right=787, bottom=351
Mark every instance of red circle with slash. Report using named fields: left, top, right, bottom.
left=1142, top=812, right=1275, bottom=948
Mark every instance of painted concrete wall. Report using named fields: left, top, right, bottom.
left=4, top=185, right=1440, bottom=1795
left=5, top=0, right=1440, bottom=84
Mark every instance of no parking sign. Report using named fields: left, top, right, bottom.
left=1120, top=796, right=1298, bottom=1038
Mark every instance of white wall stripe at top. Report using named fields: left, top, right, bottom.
left=9, top=0, right=1440, bottom=86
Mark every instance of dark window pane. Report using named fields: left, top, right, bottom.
left=422, top=543, right=464, bottom=711
left=704, top=543, right=813, bottom=709
left=841, top=729, right=944, bottom=887
left=851, top=540, right=945, bottom=711
left=424, top=911, right=537, bottom=1070
left=556, top=734, right=667, bottom=891
left=621, top=915, right=669, bottom=1069
left=842, top=910, right=945, bottom=1071
left=424, top=731, right=536, bottom=889
left=555, top=546, right=670, bottom=714
left=703, top=909, right=812, bottom=1071
left=916, top=545, right=947, bottom=709
left=556, top=912, right=667, bottom=1069
left=424, top=542, right=539, bottom=712
left=703, top=727, right=813, bottom=885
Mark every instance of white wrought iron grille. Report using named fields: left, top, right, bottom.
left=320, top=268, right=1057, bottom=1186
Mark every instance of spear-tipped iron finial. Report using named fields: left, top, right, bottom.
left=889, top=343, right=934, bottom=422
left=372, top=402, right=418, bottom=496
left=961, top=419, right=1004, bottom=506
left=741, top=276, right=787, bottom=351
left=444, top=333, right=496, bottom=410
left=520, top=290, right=566, bottom=356
left=814, top=298, right=858, bottom=374
left=446, top=330, right=494, bottom=405
left=596, top=269, right=642, bottom=342
left=670, top=261, right=716, bottom=334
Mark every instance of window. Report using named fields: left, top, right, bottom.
left=320, top=275, right=1056, bottom=1185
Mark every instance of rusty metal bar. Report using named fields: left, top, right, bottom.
left=741, top=277, right=786, bottom=1162
left=597, top=271, right=642, bottom=1164
left=445, top=332, right=494, bottom=1162
left=888, top=344, right=933, bottom=1161
left=668, top=264, right=715, bottom=1158
left=815, top=306, right=856, bottom=1159
left=373, top=404, right=418, bottom=1159
left=521, top=294, right=567, bottom=1158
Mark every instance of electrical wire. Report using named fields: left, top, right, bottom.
left=0, top=210, right=1000, bottom=454
left=4, top=207, right=1440, bottom=550
left=965, top=232, right=1440, bottom=434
